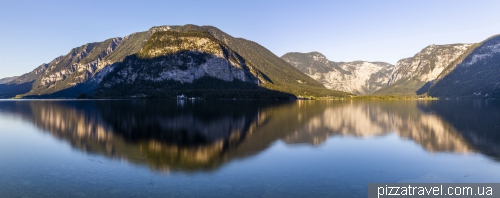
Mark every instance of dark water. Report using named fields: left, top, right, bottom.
left=0, top=99, right=499, bottom=197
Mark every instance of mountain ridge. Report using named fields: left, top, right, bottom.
left=428, top=34, right=500, bottom=98
left=1, top=24, right=349, bottom=99
left=281, top=51, right=394, bottom=95
left=4, top=24, right=500, bottom=99
left=0, top=76, right=19, bottom=84
left=373, top=43, right=474, bottom=95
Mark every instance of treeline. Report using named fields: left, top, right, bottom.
left=351, top=95, right=439, bottom=100
left=94, top=76, right=295, bottom=100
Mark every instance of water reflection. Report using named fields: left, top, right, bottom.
left=419, top=100, right=500, bottom=161
left=285, top=101, right=475, bottom=154
left=0, top=99, right=498, bottom=172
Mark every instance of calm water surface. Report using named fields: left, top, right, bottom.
left=0, top=100, right=499, bottom=197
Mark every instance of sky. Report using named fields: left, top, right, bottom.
left=1, top=0, right=500, bottom=78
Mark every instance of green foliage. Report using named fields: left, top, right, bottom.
left=94, top=76, right=294, bottom=100
left=374, top=78, right=425, bottom=96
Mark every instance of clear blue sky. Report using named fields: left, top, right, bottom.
left=1, top=0, right=500, bottom=78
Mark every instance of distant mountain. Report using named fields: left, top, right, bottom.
left=0, top=76, right=18, bottom=84
left=374, top=43, right=474, bottom=95
left=0, top=63, right=48, bottom=98
left=1, top=25, right=348, bottom=99
left=281, top=52, right=394, bottom=95
left=428, top=35, right=500, bottom=98
left=0, top=31, right=150, bottom=98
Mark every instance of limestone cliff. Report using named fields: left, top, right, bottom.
left=375, top=43, right=473, bottom=95
left=281, top=52, right=394, bottom=95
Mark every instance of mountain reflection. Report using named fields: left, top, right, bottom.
left=284, top=101, right=475, bottom=154
left=0, top=99, right=498, bottom=172
left=419, top=100, right=500, bottom=161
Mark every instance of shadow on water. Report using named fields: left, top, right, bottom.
left=0, top=99, right=499, bottom=172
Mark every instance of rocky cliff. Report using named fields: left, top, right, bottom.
left=281, top=52, right=394, bottom=95
left=27, top=31, right=151, bottom=97
left=0, top=31, right=151, bottom=98
left=99, top=31, right=257, bottom=88
left=375, top=43, right=473, bottom=95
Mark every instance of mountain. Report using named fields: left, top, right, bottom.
left=0, top=76, right=18, bottom=84
left=428, top=35, right=500, bottom=98
left=281, top=52, right=394, bottom=95
left=1, top=25, right=347, bottom=99
left=374, top=43, right=474, bottom=95
left=95, top=25, right=347, bottom=99
left=0, top=31, right=151, bottom=98
left=0, top=63, right=48, bottom=98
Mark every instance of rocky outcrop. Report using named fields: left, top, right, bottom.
left=33, top=38, right=123, bottom=94
left=100, top=31, right=257, bottom=89
left=281, top=52, right=394, bottom=95
left=0, top=31, right=151, bottom=98
left=375, top=44, right=473, bottom=95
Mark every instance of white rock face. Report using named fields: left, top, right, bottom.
left=324, top=61, right=393, bottom=95
left=105, top=52, right=257, bottom=88
left=102, top=31, right=258, bottom=88
left=282, top=52, right=394, bottom=95
left=40, top=38, right=123, bottom=87
left=154, top=55, right=253, bottom=83
left=388, top=44, right=473, bottom=85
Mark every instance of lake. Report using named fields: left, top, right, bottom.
left=0, top=99, right=499, bottom=197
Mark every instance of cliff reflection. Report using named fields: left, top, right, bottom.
left=31, top=100, right=265, bottom=172
left=0, top=99, right=497, bottom=172
left=284, top=101, right=475, bottom=154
